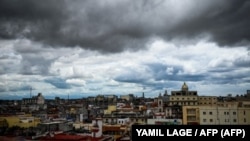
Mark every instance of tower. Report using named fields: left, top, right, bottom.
left=182, top=82, right=188, bottom=95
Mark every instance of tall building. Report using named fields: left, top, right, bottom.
left=169, top=82, right=198, bottom=106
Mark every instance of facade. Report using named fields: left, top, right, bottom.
left=169, top=82, right=198, bottom=106
left=22, top=93, right=45, bottom=105
left=198, top=96, right=217, bottom=106
left=21, top=93, right=46, bottom=112
left=237, top=107, right=250, bottom=124
left=120, top=94, right=134, bottom=102
left=182, top=105, right=250, bottom=125
left=182, top=106, right=200, bottom=125
left=0, top=114, right=41, bottom=128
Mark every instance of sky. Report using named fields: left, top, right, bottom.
left=0, top=0, right=249, bottom=100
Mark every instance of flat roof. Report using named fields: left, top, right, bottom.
left=39, top=121, right=63, bottom=125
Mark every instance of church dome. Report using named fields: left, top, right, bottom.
left=182, top=82, right=188, bottom=90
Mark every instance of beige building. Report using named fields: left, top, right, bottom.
left=169, top=82, right=198, bottom=106
left=103, top=104, right=147, bottom=125
left=182, top=106, right=200, bottom=125
left=237, top=107, right=250, bottom=124
left=217, top=101, right=239, bottom=107
left=183, top=105, right=250, bottom=125
left=120, top=94, right=134, bottom=102
left=198, top=106, right=238, bottom=125
left=198, top=96, right=217, bottom=106
left=0, top=114, right=41, bottom=128
left=104, top=105, right=116, bottom=115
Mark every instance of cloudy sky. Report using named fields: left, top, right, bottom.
left=0, top=0, right=249, bottom=99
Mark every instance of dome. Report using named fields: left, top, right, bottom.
left=182, top=82, right=188, bottom=90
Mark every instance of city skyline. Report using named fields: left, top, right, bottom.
left=0, top=0, right=249, bottom=99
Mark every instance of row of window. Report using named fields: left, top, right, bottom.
left=170, top=102, right=198, bottom=105
left=202, top=111, right=238, bottom=115
left=202, top=118, right=247, bottom=123
left=170, top=97, right=197, bottom=100
left=199, top=97, right=217, bottom=100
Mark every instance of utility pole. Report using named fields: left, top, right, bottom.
left=68, top=93, right=69, bottom=102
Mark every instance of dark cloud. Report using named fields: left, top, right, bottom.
left=233, top=57, right=250, bottom=68
left=0, top=0, right=67, bottom=39
left=0, top=0, right=249, bottom=53
left=114, top=71, right=148, bottom=83
left=167, top=0, right=250, bottom=47
left=13, top=44, right=55, bottom=75
left=207, top=68, right=250, bottom=84
left=19, top=56, right=52, bottom=75
left=44, top=77, right=71, bottom=89
left=0, top=84, right=31, bottom=92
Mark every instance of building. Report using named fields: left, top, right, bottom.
left=182, top=105, right=250, bottom=125
left=169, top=82, right=198, bottom=106
left=198, top=96, right=217, bottom=106
left=182, top=106, right=200, bottom=125
left=21, top=93, right=46, bottom=112
left=0, top=113, right=41, bottom=128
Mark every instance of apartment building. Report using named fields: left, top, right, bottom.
left=182, top=105, right=250, bottom=125
left=198, top=96, right=217, bottom=106
left=182, top=106, right=200, bottom=125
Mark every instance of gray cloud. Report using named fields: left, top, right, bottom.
left=167, top=0, right=250, bottom=47
left=44, top=77, right=71, bottom=89
left=0, top=0, right=249, bottom=54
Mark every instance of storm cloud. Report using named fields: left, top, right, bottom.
left=0, top=0, right=249, bottom=53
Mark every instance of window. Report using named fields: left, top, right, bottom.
left=203, top=119, right=206, bottom=122
left=203, top=111, right=206, bottom=115
left=210, top=119, right=213, bottom=122
left=209, top=111, right=213, bottom=115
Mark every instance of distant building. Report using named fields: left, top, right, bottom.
left=21, top=93, right=46, bottom=112
left=22, top=93, right=45, bottom=105
left=120, top=94, right=134, bottom=102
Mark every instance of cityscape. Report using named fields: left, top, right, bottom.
left=0, top=82, right=250, bottom=141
